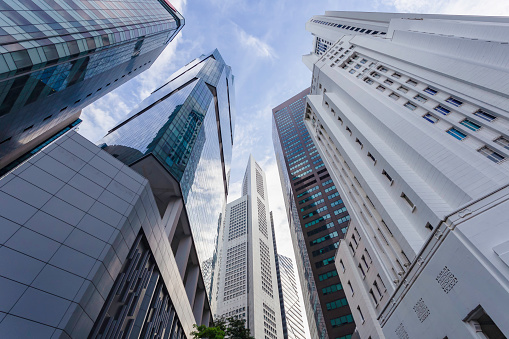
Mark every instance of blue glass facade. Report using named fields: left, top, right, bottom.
left=100, top=49, right=235, bottom=301
left=0, top=0, right=184, bottom=171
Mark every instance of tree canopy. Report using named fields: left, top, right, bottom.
left=191, top=317, right=255, bottom=339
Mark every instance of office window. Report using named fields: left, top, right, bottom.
left=406, top=79, right=418, bottom=86
left=360, top=58, right=368, bottom=64
left=377, top=85, right=386, bottom=92
left=401, top=192, right=415, bottom=209
left=434, top=105, right=450, bottom=115
left=423, top=113, right=438, bottom=124
left=389, top=93, right=399, bottom=100
left=348, top=281, right=354, bottom=294
left=447, top=128, right=467, bottom=140
left=382, top=170, right=392, bottom=182
left=369, top=289, right=378, bottom=305
left=414, top=95, right=427, bottom=103
left=349, top=69, right=356, bottom=74
left=398, top=86, right=408, bottom=93
left=364, top=78, right=374, bottom=85
left=358, top=263, right=366, bottom=278
left=367, top=153, right=376, bottom=163
left=446, top=97, right=463, bottom=107
left=424, top=87, right=438, bottom=95
left=405, top=102, right=417, bottom=110
left=473, top=109, right=496, bottom=122
left=355, top=64, right=362, bottom=69
left=478, top=146, right=505, bottom=163
left=356, top=138, right=363, bottom=147
left=494, top=137, right=509, bottom=150
left=463, top=305, right=505, bottom=339
left=348, top=242, right=355, bottom=254
left=361, top=255, right=369, bottom=269
left=392, top=73, right=401, bottom=79
left=373, top=281, right=382, bottom=297
left=357, top=306, right=365, bottom=323
left=460, top=119, right=481, bottom=131
left=384, top=79, right=394, bottom=86
left=346, top=127, right=352, bottom=135
left=371, top=72, right=381, bottom=79
left=331, top=314, right=354, bottom=328
left=351, top=234, right=358, bottom=247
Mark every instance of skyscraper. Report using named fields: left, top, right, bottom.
left=272, top=89, right=354, bottom=339
left=271, top=212, right=306, bottom=339
left=99, top=48, right=235, bottom=308
left=303, top=11, right=509, bottom=338
left=274, top=254, right=306, bottom=339
left=0, top=49, right=235, bottom=338
left=0, top=0, right=184, bottom=173
left=215, top=156, right=283, bottom=339
left=0, top=130, right=207, bottom=338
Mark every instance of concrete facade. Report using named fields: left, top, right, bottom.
left=0, top=131, right=210, bottom=338
left=303, top=11, right=509, bottom=339
left=215, top=156, right=283, bottom=339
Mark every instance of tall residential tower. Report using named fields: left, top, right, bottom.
left=272, top=89, right=354, bottom=339
left=303, top=11, right=509, bottom=338
left=216, top=156, right=283, bottom=339
left=0, top=0, right=184, bottom=173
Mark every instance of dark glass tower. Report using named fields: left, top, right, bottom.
left=272, top=89, right=354, bottom=339
left=0, top=0, right=184, bottom=171
left=99, top=49, right=235, bottom=309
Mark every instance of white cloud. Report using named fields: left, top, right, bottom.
left=77, top=91, right=136, bottom=143
left=236, top=25, right=277, bottom=60
left=383, top=0, right=509, bottom=15
left=79, top=1, right=188, bottom=142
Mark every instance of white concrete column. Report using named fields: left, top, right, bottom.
left=193, top=289, right=206, bottom=325
left=162, top=198, right=183, bottom=241
left=175, top=236, right=192, bottom=279
left=185, top=264, right=200, bottom=306
left=201, top=309, right=211, bottom=327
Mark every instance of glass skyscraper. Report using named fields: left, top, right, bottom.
left=271, top=211, right=306, bottom=339
left=99, top=49, right=235, bottom=307
left=272, top=88, right=354, bottom=339
left=0, top=0, right=184, bottom=172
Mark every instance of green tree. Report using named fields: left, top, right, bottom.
left=191, top=317, right=254, bottom=339
left=224, top=317, right=255, bottom=339
left=190, top=323, right=225, bottom=339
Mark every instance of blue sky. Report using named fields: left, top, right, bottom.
left=78, top=0, right=508, bottom=331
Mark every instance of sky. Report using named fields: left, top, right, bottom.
left=78, top=0, right=509, bottom=333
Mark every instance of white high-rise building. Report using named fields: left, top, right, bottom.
left=216, top=156, right=283, bottom=339
left=303, top=12, right=509, bottom=339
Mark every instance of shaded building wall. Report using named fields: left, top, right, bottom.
left=0, top=131, right=209, bottom=338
